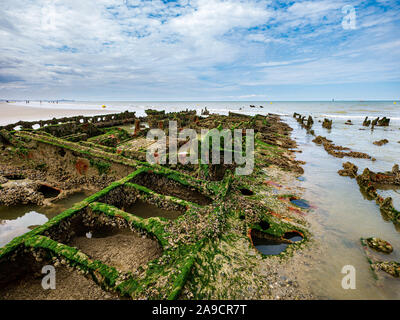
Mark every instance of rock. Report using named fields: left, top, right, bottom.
left=373, top=261, right=400, bottom=277
left=373, top=139, right=389, bottom=146
left=312, top=136, right=371, bottom=159
left=305, top=116, right=314, bottom=129
left=380, top=197, right=394, bottom=214
left=357, top=166, right=400, bottom=186
left=338, top=162, right=358, bottom=177
left=363, top=117, right=371, bottom=127
left=201, top=107, right=210, bottom=116
left=312, top=135, right=331, bottom=145
left=377, top=117, right=390, bottom=126
left=366, top=237, right=393, bottom=254
left=322, top=118, right=332, bottom=129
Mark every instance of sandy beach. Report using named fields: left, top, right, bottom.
left=0, top=103, right=115, bottom=126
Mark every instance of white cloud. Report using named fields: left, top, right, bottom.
left=255, top=58, right=313, bottom=67
left=169, top=0, right=271, bottom=38
left=247, top=33, right=286, bottom=44
left=287, top=0, right=343, bottom=18
left=0, top=0, right=399, bottom=99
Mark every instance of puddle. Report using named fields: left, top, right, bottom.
left=0, top=192, right=91, bottom=247
left=0, top=211, right=48, bottom=247
left=124, top=199, right=183, bottom=220
left=253, top=237, right=289, bottom=255
left=252, top=229, right=303, bottom=256
left=3, top=174, right=25, bottom=180
left=290, top=198, right=310, bottom=209
left=130, top=171, right=212, bottom=206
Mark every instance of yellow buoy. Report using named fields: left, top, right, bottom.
left=102, top=105, right=107, bottom=108
left=394, top=101, right=397, bottom=104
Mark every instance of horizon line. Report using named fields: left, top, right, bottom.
left=1, top=99, right=399, bottom=102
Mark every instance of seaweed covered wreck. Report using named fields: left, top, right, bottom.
left=0, top=109, right=313, bottom=300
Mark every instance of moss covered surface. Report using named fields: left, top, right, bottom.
left=88, top=127, right=131, bottom=147
left=0, top=112, right=313, bottom=299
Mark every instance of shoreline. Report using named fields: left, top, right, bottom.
left=0, top=107, right=399, bottom=299
left=0, top=102, right=116, bottom=126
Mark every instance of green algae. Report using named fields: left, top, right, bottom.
left=0, top=112, right=312, bottom=300
left=89, top=159, right=111, bottom=175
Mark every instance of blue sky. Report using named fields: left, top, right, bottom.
left=0, top=0, right=399, bottom=100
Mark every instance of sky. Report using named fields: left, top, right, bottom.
left=0, top=0, right=399, bottom=101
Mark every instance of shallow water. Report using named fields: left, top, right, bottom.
left=285, top=115, right=400, bottom=300
left=125, top=199, right=182, bottom=220
left=254, top=233, right=303, bottom=255
left=254, top=240, right=289, bottom=255
left=0, top=192, right=91, bottom=247
left=290, top=199, right=310, bottom=209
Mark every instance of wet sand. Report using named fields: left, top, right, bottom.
left=1, top=229, right=162, bottom=300
left=0, top=102, right=115, bottom=126
left=0, top=265, right=120, bottom=300
left=69, top=229, right=162, bottom=273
